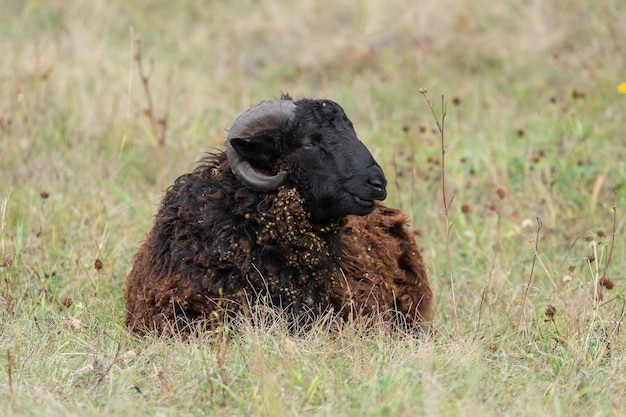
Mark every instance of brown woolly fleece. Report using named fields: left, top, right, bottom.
left=336, top=205, right=433, bottom=324
left=124, top=155, right=432, bottom=334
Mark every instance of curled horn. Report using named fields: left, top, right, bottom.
left=226, top=100, right=296, bottom=192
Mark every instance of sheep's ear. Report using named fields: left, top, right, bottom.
left=229, top=135, right=278, bottom=164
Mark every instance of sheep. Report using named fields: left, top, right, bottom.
left=124, top=96, right=433, bottom=334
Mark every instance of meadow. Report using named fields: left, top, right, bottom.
left=1, top=0, right=625, bottom=415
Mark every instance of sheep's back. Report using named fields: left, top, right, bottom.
left=124, top=154, right=343, bottom=333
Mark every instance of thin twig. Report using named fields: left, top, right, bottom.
left=212, top=325, right=231, bottom=407
left=474, top=211, right=501, bottom=342
left=475, top=270, right=492, bottom=341
left=600, top=191, right=618, bottom=286
left=515, top=217, right=543, bottom=334
left=134, top=38, right=170, bottom=188
left=419, top=88, right=459, bottom=339
left=119, top=27, right=135, bottom=158
left=134, top=39, right=164, bottom=147
left=96, top=341, right=122, bottom=385
left=7, top=349, right=13, bottom=396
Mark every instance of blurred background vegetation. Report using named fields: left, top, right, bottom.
left=0, top=1, right=624, bottom=415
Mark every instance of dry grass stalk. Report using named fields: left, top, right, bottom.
left=134, top=39, right=169, bottom=150
left=419, top=88, right=459, bottom=339
left=7, top=349, right=13, bottom=396
left=515, top=217, right=543, bottom=334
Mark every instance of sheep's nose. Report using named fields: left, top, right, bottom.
left=368, top=177, right=385, bottom=193
left=367, top=169, right=387, bottom=200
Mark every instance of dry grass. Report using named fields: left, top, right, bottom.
left=1, top=0, right=625, bottom=415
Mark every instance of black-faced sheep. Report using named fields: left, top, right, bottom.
left=124, top=96, right=433, bottom=334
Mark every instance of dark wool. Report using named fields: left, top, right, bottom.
left=125, top=97, right=434, bottom=335
left=125, top=153, right=433, bottom=333
left=126, top=154, right=336, bottom=332
left=125, top=153, right=433, bottom=334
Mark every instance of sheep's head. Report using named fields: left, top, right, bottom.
left=227, top=97, right=387, bottom=223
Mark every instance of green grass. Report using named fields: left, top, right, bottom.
left=1, top=0, right=625, bottom=415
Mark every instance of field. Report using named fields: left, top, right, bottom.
left=1, top=0, right=625, bottom=416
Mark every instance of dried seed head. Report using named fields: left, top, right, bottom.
left=94, top=258, right=104, bottom=270
left=531, top=150, right=545, bottom=163
left=600, top=276, right=615, bottom=290
left=545, top=304, right=556, bottom=319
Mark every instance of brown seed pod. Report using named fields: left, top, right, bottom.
left=600, top=276, right=615, bottom=290
left=94, top=258, right=104, bottom=270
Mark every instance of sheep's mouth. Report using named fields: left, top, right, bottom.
left=352, top=194, right=376, bottom=208
left=350, top=185, right=386, bottom=209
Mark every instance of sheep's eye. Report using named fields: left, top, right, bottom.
left=303, top=137, right=318, bottom=149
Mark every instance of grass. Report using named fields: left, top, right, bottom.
left=1, top=0, right=625, bottom=415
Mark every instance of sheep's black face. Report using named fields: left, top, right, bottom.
left=229, top=99, right=387, bottom=223
left=284, top=99, right=387, bottom=222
